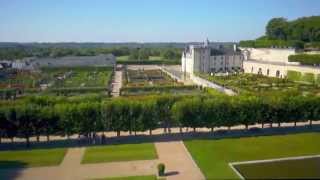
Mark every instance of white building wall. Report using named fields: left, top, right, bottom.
left=242, top=48, right=296, bottom=64
left=243, top=60, right=320, bottom=78
left=243, top=61, right=287, bottom=78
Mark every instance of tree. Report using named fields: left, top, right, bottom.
left=266, top=18, right=289, bottom=40
left=16, top=104, right=37, bottom=147
left=140, top=100, right=157, bottom=135
left=40, top=107, right=58, bottom=142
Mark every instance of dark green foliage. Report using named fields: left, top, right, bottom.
left=1, top=94, right=320, bottom=147
left=157, top=163, right=165, bottom=176
left=266, top=18, right=289, bottom=40
left=239, top=39, right=304, bottom=48
left=120, top=85, right=199, bottom=96
left=240, top=16, right=320, bottom=48
left=289, top=54, right=320, bottom=66
left=117, top=59, right=180, bottom=65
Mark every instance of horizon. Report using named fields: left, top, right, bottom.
left=1, top=0, right=320, bottom=42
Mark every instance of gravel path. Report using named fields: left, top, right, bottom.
left=155, top=141, right=205, bottom=180
left=111, top=66, right=122, bottom=97
left=1, top=147, right=157, bottom=180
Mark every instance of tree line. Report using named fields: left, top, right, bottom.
left=0, top=94, right=319, bottom=147
left=240, top=16, right=320, bottom=48
left=0, top=47, right=182, bottom=61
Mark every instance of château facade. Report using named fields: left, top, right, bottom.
left=182, top=39, right=320, bottom=79
left=181, top=40, right=243, bottom=74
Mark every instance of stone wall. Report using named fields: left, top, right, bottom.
left=243, top=60, right=320, bottom=78
left=241, top=48, right=296, bottom=64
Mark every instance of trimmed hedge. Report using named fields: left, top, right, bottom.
left=239, top=40, right=304, bottom=49
left=48, top=87, right=107, bottom=95
left=288, top=54, right=320, bottom=66
left=287, top=70, right=317, bottom=84
left=120, top=85, right=199, bottom=96
left=117, top=60, right=180, bottom=65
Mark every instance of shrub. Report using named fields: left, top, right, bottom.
left=157, top=163, right=165, bottom=176
left=288, top=54, right=320, bottom=66
left=117, top=60, right=180, bottom=65
left=239, top=40, right=304, bottom=48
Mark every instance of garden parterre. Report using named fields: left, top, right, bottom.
left=197, top=73, right=320, bottom=96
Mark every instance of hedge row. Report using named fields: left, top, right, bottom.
left=288, top=54, right=320, bottom=66
left=117, top=60, right=180, bottom=65
left=48, top=87, right=108, bottom=96
left=287, top=70, right=320, bottom=84
left=120, top=85, right=200, bottom=96
left=239, top=40, right=304, bottom=49
left=1, top=94, right=320, bottom=147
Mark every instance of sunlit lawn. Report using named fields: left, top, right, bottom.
left=82, top=143, right=157, bottom=164
left=184, top=133, right=320, bottom=179
left=0, top=148, right=67, bottom=169
left=95, top=175, right=159, bottom=180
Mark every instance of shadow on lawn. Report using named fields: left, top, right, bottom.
left=0, top=161, right=27, bottom=180
left=0, top=124, right=319, bottom=151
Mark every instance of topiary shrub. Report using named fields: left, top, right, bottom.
left=157, top=163, right=165, bottom=176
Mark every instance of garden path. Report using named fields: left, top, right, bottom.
left=111, top=65, right=122, bottom=97
left=155, top=141, right=205, bottom=180
left=1, top=147, right=157, bottom=180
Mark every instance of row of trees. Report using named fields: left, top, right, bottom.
left=1, top=94, right=319, bottom=147
left=0, top=46, right=182, bottom=61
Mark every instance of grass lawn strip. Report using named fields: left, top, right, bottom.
left=0, top=148, right=67, bottom=169
left=82, top=143, right=157, bottom=164
left=184, top=133, right=320, bottom=179
left=231, top=155, right=320, bottom=179
left=94, top=175, right=158, bottom=180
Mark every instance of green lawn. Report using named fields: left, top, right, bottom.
left=184, top=133, right=320, bottom=179
left=117, top=56, right=130, bottom=61
left=0, top=148, right=67, bottom=169
left=82, top=143, right=158, bottom=164
left=149, top=56, right=163, bottom=60
left=234, top=157, right=320, bottom=179
left=95, top=175, right=158, bottom=180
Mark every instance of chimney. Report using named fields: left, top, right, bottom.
left=233, top=44, right=237, bottom=52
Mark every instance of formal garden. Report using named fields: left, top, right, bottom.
left=197, top=72, right=320, bottom=96
left=120, top=68, right=203, bottom=96
left=0, top=67, right=114, bottom=99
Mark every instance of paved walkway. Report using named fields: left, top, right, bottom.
left=1, top=142, right=205, bottom=180
left=1, top=147, right=157, bottom=180
left=111, top=65, right=123, bottom=97
left=155, top=141, right=205, bottom=180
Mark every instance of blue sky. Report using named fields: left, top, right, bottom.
left=0, top=0, right=319, bottom=42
